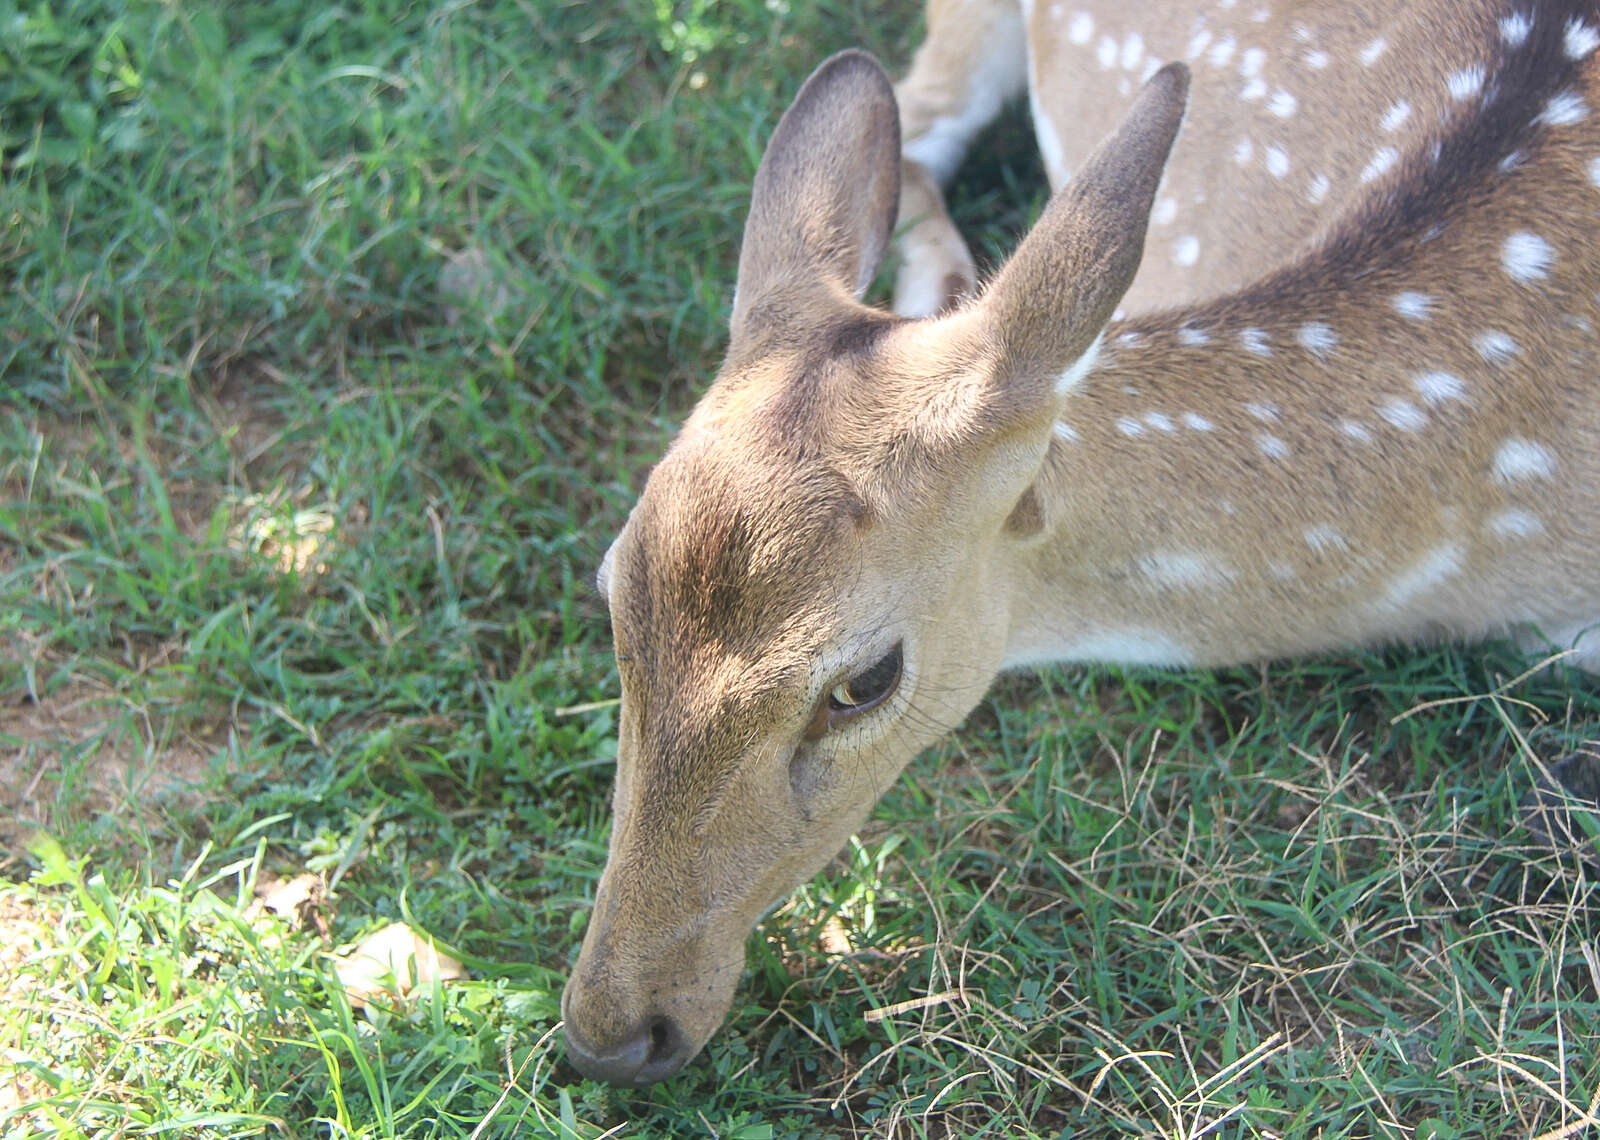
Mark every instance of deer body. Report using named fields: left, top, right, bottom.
left=563, top=0, right=1600, bottom=1087
left=896, top=0, right=1600, bottom=314
left=1005, top=185, right=1600, bottom=669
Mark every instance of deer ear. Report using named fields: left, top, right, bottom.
left=729, top=50, right=901, bottom=348
left=976, top=63, right=1189, bottom=396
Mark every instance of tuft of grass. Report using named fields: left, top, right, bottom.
left=2, top=1, right=1598, bottom=1137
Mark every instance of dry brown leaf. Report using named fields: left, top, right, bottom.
left=332, top=921, right=466, bottom=1008
left=247, top=872, right=330, bottom=938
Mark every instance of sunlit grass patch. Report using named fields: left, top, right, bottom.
left=227, top=487, right=338, bottom=577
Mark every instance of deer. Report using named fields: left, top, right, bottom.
left=560, top=0, right=1600, bottom=1087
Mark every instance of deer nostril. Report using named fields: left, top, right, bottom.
left=645, top=1016, right=676, bottom=1065
left=564, top=1009, right=692, bottom=1086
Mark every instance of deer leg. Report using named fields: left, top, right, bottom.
left=1510, top=619, right=1600, bottom=870
left=1512, top=619, right=1600, bottom=674
left=895, top=163, right=979, bottom=317
left=1521, top=751, right=1600, bottom=874
left=893, top=0, right=1026, bottom=317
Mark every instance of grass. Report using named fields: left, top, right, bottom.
left=2, top=0, right=1598, bottom=1136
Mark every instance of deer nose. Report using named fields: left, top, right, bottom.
left=563, top=1014, right=692, bottom=1087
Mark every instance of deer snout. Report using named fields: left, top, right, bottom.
left=560, top=950, right=688, bottom=1086
left=560, top=992, right=694, bottom=1087
left=560, top=908, right=747, bottom=1086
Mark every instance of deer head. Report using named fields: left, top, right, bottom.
left=561, top=49, right=1188, bottom=1087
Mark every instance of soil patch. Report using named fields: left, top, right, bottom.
left=0, top=891, right=52, bottom=1114
left=1, top=677, right=228, bottom=864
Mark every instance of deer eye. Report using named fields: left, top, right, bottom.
left=829, top=644, right=902, bottom=712
left=802, top=643, right=903, bottom=741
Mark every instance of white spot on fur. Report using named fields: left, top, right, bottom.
left=1268, top=90, right=1298, bottom=117
left=1500, top=11, right=1532, bottom=46
left=1116, top=416, right=1146, bottom=437
left=1474, top=330, right=1520, bottom=364
left=1055, top=333, right=1103, bottom=395
left=1493, top=438, right=1557, bottom=482
left=1177, top=325, right=1210, bottom=346
left=1360, top=37, right=1388, bottom=66
left=1378, top=398, right=1427, bottom=431
left=1588, top=155, right=1600, bottom=187
left=1043, top=628, right=1195, bottom=667
left=1241, top=77, right=1268, bottom=101
left=1384, top=542, right=1464, bottom=607
left=1135, top=551, right=1237, bottom=589
left=1304, top=49, right=1329, bottom=69
left=1152, top=197, right=1178, bottom=225
left=1238, top=327, right=1272, bottom=355
left=1307, top=172, right=1331, bottom=203
left=1380, top=100, right=1412, bottom=132
left=1187, top=28, right=1213, bottom=59
left=1265, top=145, right=1290, bottom=178
left=1501, top=231, right=1553, bottom=281
left=1539, top=90, right=1588, bottom=126
left=1121, top=32, right=1145, bottom=69
left=1297, top=321, right=1337, bottom=357
left=1339, top=420, right=1374, bottom=444
left=1360, top=146, right=1399, bottom=183
left=1489, top=508, right=1545, bottom=538
left=1414, top=371, right=1466, bottom=405
left=1115, top=330, right=1144, bottom=349
left=1392, top=291, right=1434, bottom=320
left=1566, top=17, right=1600, bottom=59
left=1234, top=137, right=1255, bottom=163
left=1244, top=401, right=1280, bottom=422
left=1240, top=47, right=1266, bottom=77
left=1097, top=35, right=1118, bottom=68
left=1499, top=150, right=1526, bottom=173
left=1182, top=412, right=1215, bottom=431
left=1141, top=58, right=1162, bottom=83
left=1053, top=421, right=1079, bottom=443
left=1269, top=560, right=1298, bottom=581
left=1174, top=235, right=1201, bottom=266
left=1257, top=433, right=1291, bottom=460
left=1303, top=525, right=1349, bottom=554
left=1144, top=411, right=1176, bottom=432
left=1069, top=10, right=1094, bottom=44
left=1208, top=35, right=1237, bottom=68
left=1448, top=66, right=1485, bottom=101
